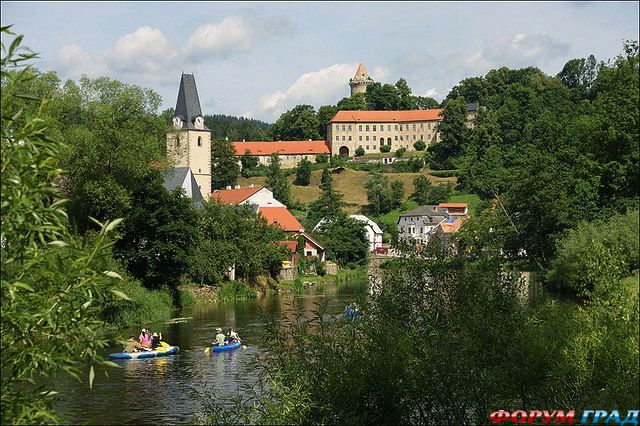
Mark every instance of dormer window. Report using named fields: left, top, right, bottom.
left=194, top=116, right=204, bottom=129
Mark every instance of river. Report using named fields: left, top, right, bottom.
left=54, top=277, right=369, bottom=425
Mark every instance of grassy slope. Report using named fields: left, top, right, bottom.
left=238, top=168, right=457, bottom=214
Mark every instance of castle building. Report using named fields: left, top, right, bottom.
left=327, top=109, right=443, bottom=156
left=166, top=74, right=211, bottom=200
left=230, top=140, right=330, bottom=169
left=349, top=61, right=374, bottom=96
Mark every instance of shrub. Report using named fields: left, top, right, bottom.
left=100, top=277, right=174, bottom=327
left=216, top=281, right=258, bottom=301
left=413, top=140, right=426, bottom=151
left=380, top=144, right=391, bottom=153
left=395, top=147, right=407, bottom=158
left=355, top=146, right=365, bottom=157
left=315, top=153, right=328, bottom=163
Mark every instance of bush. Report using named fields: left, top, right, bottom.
left=380, top=144, right=391, bottom=153
left=216, top=281, right=258, bottom=301
left=355, top=146, right=365, bottom=157
left=100, top=277, right=174, bottom=327
left=295, top=159, right=311, bottom=186
left=395, top=147, right=407, bottom=158
left=413, top=140, right=426, bottom=151
left=429, top=169, right=459, bottom=177
left=315, top=153, right=328, bottom=163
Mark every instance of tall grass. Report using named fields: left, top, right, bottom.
left=216, top=281, right=258, bottom=301
left=100, top=278, right=174, bottom=327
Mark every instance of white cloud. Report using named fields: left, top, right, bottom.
left=372, top=66, right=390, bottom=80
left=186, top=17, right=253, bottom=60
left=422, top=88, right=438, bottom=98
left=55, top=44, right=106, bottom=78
left=106, top=26, right=177, bottom=74
left=258, top=63, right=357, bottom=119
left=466, top=33, right=570, bottom=71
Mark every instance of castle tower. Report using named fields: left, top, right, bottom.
left=349, top=61, right=374, bottom=96
left=166, top=73, right=211, bottom=200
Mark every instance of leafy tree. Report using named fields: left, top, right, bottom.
left=266, top=154, right=291, bottom=206
left=395, top=78, right=413, bottom=109
left=390, top=180, right=405, bottom=208
left=427, top=97, right=470, bottom=169
left=557, top=54, right=601, bottom=99
left=413, top=96, right=440, bottom=110
left=270, top=105, right=321, bottom=140
left=315, top=153, right=328, bottom=163
left=114, top=171, right=199, bottom=289
left=413, top=140, right=426, bottom=151
left=203, top=114, right=270, bottom=141
left=295, top=158, right=312, bottom=186
left=366, top=82, right=400, bottom=110
left=410, top=175, right=432, bottom=204
left=355, top=146, right=365, bottom=157
left=211, top=138, right=240, bottom=190
left=336, top=93, right=367, bottom=110
left=317, top=105, right=339, bottom=138
left=308, top=168, right=344, bottom=225
left=240, top=149, right=259, bottom=177
left=446, top=76, right=488, bottom=105
left=380, top=144, right=391, bottom=153
left=1, top=28, right=124, bottom=423
left=395, top=147, right=407, bottom=158
left=364, top=169, right=402, bottom=214
left=316, top=213, right=368, bottom=267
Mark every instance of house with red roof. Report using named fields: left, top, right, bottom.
left=211, top=185, right=284, bottom=207
left=231, top=140, right=330, bottom=169
left=257, top=206, right=305, bottom=233
left=439, top=203, right=469, bottom=216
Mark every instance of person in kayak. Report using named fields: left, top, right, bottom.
left=150, top=332, right=163, bottom=349
left=123, top=336, right=144, bottom=353
left=226, top=328, right=240, bottom=344
left=213, top=328, right=226, bottom=346
left=139, top=329, right=151, bottom=347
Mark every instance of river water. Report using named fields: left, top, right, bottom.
left=54, top=278, right=368, bottom=425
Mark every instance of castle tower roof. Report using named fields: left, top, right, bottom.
left=352, top=61, right=371, bottom=81
left=174, top=73, right=209, bottom=130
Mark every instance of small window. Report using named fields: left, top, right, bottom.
left=420, top=123, right=424, bottom=130
left=395, top=125, right=398, bottom=130
left=359, top=125, right=363, bottom=131
left=198, top=168, right=201, bottom=173
left=175, top=136, right=180, bottom=147
left=359, top=136, right=362, bottom=141
left=366, top=136, right=369, bottom=141
left=399, top=125, right=403, bottom=131
left=335, top=136, right=339, bottom=141
left=348, top=136, right=352, bottom=141
left=413, top=124, right=417, bottom=130
left=348, top=125, right=352, bottom=131
left=387, top=125, right=391, bottom=131
left=342, top=125, right=346, bottom=131
left=373, top=125, right=377, bottom=131
left=373, top=145, right=377, bottom=150
left=342, top=136, right=345, bottom=141
left=395, top=135, right=398, bottom=141
left=306, top=251, right=313, bottom=256
left=366, top=145, right=369, bottom=150
left=366, top=125, right=370, bottom=131
left=197, top=136, right=202, bottom=146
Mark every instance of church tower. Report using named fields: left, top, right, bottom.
left=349, top=61, right=374, bottom=96
left=167, top=73, right=211, bottom=200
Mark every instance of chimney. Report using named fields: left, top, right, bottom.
left=249, top=184, right=254, bottom=188
left=309, top=139, right=312, bottom=141
left=242, top=139, right=245, bottom=142
left=234, top=185, right=240, bottom=189
left=225, top=185, right=232, bottom=190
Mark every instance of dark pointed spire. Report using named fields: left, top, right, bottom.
left=173, top=73, right=209, bottom=130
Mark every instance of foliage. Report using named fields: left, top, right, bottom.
left=203, top=114, right=270, bottom=141
left=337, top=92, right=367, bottom=110
left=315, top=213, right=369, bottom=268
left=269, top=105, right=321, bottom=141
left=294, top=158, right=311, bottom=186
left=364, top=169, right=403, bottom=214
left=211, top=138, right=239, bottom=190
left=317, top=105, right=338, bottom=138
left=427, top=97, right=469, bottom=170
left=100, top=276, right=174, bottom=327
left=240, top=149, right=259, bottom=177
left=413, top=140, right=426, bottom=151
left=190, top=202, right=285, bottom=285
left=216, top=281, right=258, bottom=301
left=395, top=147, right=407, bottom=158
left=392, top=156, right=424, bottom=173
left=410, top=176, right=453, bottom=205
left=355, top=146, right=365, bottom=157
left=1, top=28, right=125, bottom=423
left=315, top=153, right=328, bottom=163
left=379, top=144, right=391, bottom=153
left=307, top=168, right=344, bottom=226
left=546, top=209, right=639, bottom=295
left=266, top=154, right=292, bottom=206
left=114, top=171, right=199, bottom=289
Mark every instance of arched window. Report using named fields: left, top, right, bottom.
left=175, top=135, right=180, bottom=147
left=197, top=136, right=202, bottom=147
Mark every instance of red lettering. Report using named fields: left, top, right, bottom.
left=528, top=411, right=543, bottom=423
left=555, top=410, right=575, bottom=424
left=490, top=410, right=511, bottom=424
left=543, top=410, right=558, bottom=424
left=512, top=410, right=528, bottom=424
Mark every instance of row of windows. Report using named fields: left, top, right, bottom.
left=335, top=134, right=434, bottom=142
left=360, top=144, right=411, bottom=151
left=334, top=123, right=435, bottom=132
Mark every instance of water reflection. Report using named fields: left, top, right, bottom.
left=55, top=278, right=368, bottom=425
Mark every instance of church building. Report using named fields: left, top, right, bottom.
left=166, top=73, right=211, bottom=200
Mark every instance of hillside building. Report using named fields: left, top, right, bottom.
left=349, top=61, right=374, bottom=96
left=231, top=140, right=330, bottom=168
left=211, top=185, right=285, bottom=207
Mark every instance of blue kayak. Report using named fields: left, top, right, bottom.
left=108, top=346, right=179, bottom=360
left=211, top=341, right=241, bottom=352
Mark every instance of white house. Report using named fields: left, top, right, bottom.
left=397, top=205, right=449, bottom=245
left=315, top=214, right=383, bottom=252
left=211, top=185, right=284, bottom=207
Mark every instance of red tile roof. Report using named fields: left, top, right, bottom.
left=231, top=141, right=330, bottom=156
left=212, top=186, right=263, bottom=204
left=329, top=109, right=443, bottom=123
left=439, top=203, right=468, bottom=208
left=258, top=207, right=304, bottom=232
left=277, top=241, right=298, bottom=252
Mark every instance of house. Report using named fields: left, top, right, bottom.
left=433, top=217, right=467, bottom=254
left=349, top=215, right=383, bottom=252
left=397, top=205, right=450, bottom=245
left=231, top=140, right=331, bottom=169
left=277, top=240, right=299, bottom=280
left=300, top=232, right=326, bottom=261
left=258, top=206, right=305, bottom=233
left=162, top=167, right=204, bottom=208
left=439, top=203, right=469, bottom=216
left=211, top=185, right=284, bottom=207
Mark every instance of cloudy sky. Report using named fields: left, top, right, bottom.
left=2, top=2, right=638, bottom=122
